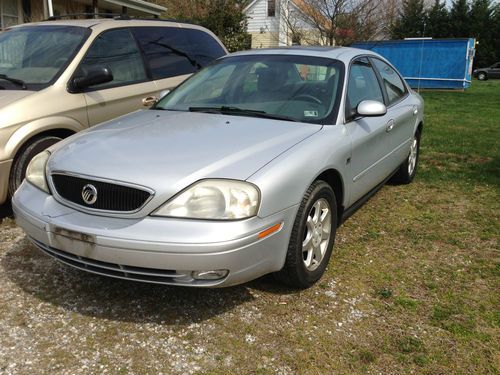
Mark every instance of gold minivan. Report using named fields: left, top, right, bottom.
left=0, top=18, right=227, bottom=204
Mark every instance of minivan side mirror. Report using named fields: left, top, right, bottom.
left=69, top=66, right=113, bottom=93
left=357, top=100, right=387, bottom=117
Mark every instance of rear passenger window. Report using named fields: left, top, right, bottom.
left=372, top=58, right=407, bottom=105
left=132, top=27, right=196, bottom=80
left=79, top=28, right=146, bottom=89
left=132, top=27, right=225, bottom=80
left=183, top=29, right=226, bottom=67
left=347, top=57, right=384, bottom=116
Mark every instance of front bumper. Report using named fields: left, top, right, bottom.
left=12, top=182, right=297, bottom=287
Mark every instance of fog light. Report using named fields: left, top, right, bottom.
left=191, top=269, right=229, bottom=280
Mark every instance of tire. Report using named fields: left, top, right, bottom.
left=390, top=130, right=421, bottom=185
left=274, top=180, right=337, bottom=288
left=477, top=72, right=487, bottom=81
left=8, top=136, right=62, bottom=197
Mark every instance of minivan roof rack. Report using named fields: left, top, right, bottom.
left=46, top=13, right=129, bottom=20
left=44, top=13, right=196, bottom=25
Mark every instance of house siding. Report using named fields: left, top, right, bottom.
left=250, top=31, right=279, bottom=49
left=246, top=0, right=279, bottom=34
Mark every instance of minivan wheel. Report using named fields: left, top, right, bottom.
left=390, top=130, right=421, bottom=185
left=8, top=136, right=62, bottom=197
left=274, top=180, right=337, bottom=288
left=477, top=72, right=487, bottom=81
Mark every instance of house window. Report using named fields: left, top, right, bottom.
left=1, top=0, right=19, bottom=29
left=267, top=0, right=275, bottom=17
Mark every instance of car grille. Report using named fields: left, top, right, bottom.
left=51, top=174, right=152, bottom=212
left=31, top=238, right=189, bottom=285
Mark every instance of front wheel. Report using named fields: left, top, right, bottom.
left=8, top=136, right=62, bottom=197
left=274, top=180, right=337, bottom=288
left=477, top=72, right=487, bottom=81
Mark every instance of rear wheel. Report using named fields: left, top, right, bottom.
left=274, top=180, right=337, bottom=288
left=8, top=136, right=62, bottom=197
left=391, top=130, right=421, bottom=185
left=477, top=72, right=487, bottom=81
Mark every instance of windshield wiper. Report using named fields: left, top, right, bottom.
left=0, top=74, right=27, bottom=90
left=188, top=106, right=299, bottom=122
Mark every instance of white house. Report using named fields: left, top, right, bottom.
left=244, top=0, right=321, bottom=48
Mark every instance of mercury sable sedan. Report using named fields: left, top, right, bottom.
left=13, top=47, right=423, bottom=288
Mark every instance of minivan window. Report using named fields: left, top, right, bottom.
left=0, top=26, right=88, bottom=89
left=132, top=27, right=197, bottom=80
left=132, top=27, right=226, bottom=80
left=182, top=28, right=226, bottom=66
left=78, top=28, right=147, bottom=90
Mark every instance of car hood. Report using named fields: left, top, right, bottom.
left=48, top=110, right=322, bottom=210
left=0, top=90, right=34, bottom=108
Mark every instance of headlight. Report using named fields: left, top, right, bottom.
left=153, top=179, right=260, bottom=220
left=26, top=150, right=50, bottom=194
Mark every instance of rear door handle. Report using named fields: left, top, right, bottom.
left=142, top=96, right=158, bottom=106
left=386, top=119, right=395, bottom=132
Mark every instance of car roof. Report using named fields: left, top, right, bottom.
left=227, top=46, right=382, bottom=63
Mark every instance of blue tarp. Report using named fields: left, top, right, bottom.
left=351, top=38, right=475, bottom=90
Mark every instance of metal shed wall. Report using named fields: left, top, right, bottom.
left=352, top=38, right=476, bottom=90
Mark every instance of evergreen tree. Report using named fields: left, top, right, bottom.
left=469, top=0, right=495, bottom=67
left=391, top=0, right=426, bottom=39
left=426, top=0, right=449, bottom=38
left=449, top=0, right=470, bottom=37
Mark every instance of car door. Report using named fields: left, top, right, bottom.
left=76, top=28, right=159, bottom=126
left=345, top=57, right=393, bottom=205
left=490, top=63, right=500, bottom=78
left=371, top=57, right=417, bottom=171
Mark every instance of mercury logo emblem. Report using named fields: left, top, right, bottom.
left=81, top=184, right=98, bottom=205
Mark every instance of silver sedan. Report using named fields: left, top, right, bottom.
left=13, top=47, right=424, bottom=288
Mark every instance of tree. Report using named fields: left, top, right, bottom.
left=159, top=0, right=251, bottom=51
left=391, top=0, right=426, bottom=38
left=425, top=0, right=449, bottom=38
left=279, top=0, right=384, bottom=46
left=449, top=0, right=470, bottom=37
left=469, top=0, right=495, bottom=67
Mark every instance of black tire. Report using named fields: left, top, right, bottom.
left=390, top=130, right=421, bottom=185
left=8, top=136, right=62, bottom=197
left=274, top=180, right=337, bottom=288
left=477, top=72, right=488, bottom=81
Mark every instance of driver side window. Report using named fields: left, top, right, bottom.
left=346, top=57, right=384, bottom=118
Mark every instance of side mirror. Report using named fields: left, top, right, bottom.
left=357, top=100, right=387, bottom=117
left=69, top=66, right=113, bottom=92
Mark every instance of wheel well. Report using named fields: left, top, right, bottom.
left=13, top=129, right=75, bottom=161
left=315, top=169, right=344, bottom=225
left=417, top=122, right=423, bottom=135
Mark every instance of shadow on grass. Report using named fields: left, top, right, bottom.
left=1, top=240, right=298, bottom=325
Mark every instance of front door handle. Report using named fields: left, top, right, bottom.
left=142, top=96, right=158, bottom=106
left=386, top=119, right=395, bottom=132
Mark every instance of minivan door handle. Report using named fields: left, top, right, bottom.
left=142, top=96, right=158, bottom=106
left=386, top=119, right=395, bottom=132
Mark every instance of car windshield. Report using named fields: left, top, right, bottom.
left=0, top=25, right=88, bottom=90
left=156, top=54, right=345, bottom=124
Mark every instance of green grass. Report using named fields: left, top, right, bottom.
left=0, top=80, right=498, bottom=374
